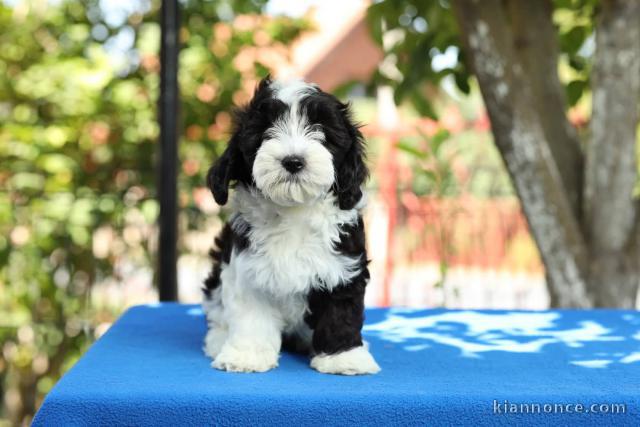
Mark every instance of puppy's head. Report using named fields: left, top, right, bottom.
left=207, top=77, right=367, bottom=209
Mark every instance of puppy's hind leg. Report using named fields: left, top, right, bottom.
left=202, top=287, right=228, bottom=359
left=282, top=322, right=313, bottom=354
left=202, top=224, right=235, bottom=360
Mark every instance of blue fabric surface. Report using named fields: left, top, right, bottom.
left=34, top=304, right=640, bottom=426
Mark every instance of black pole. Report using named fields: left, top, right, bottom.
left=158, top=0, right=179, bottom=301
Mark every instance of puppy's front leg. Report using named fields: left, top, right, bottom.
left=212, top=283, right=282, bottom=373
left=307, top=276, right=380, bottom=375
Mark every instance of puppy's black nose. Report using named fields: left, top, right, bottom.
left=281, top=156, right=305, bottom=174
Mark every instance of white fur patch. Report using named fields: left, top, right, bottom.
left=310, top=345, right=381, bottom=375
left=212, top=341, right=279, bottom=373
left=202, top=287, right=227, bottom=359
left=207, top=266, right=283, bottom=373
left=253, top=107, right=334, bottom=206
left=202, top=188, right=366, bottom=373
left=272, top=78, right=317, bottom=105
left=231, top=187, right=362, bottom=296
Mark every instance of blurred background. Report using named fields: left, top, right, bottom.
left=2, top=0, right=639, bottom=424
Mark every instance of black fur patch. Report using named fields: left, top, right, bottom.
left=300, top=93, right=369, bottom=210
left=305, top=215, right=370, bottom=355
left=202, top=220, right=250, bottom=299
left=206, top=77, right=289, bottom=206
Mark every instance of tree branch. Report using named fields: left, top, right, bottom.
left=581, top=0, right=640, bottom=306
left=507, top=0, right=584, bottom=218
left=585, top=0, right=640, bottom=254
left=451, top=0, right=592, bottom=307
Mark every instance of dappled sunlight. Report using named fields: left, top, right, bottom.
left=570, top=360, right=612, bottom=368
left=364, top=309, right=640, bottom=367
left=621, top=352, right=640, bottom=364
left=186, top=307, right=204, bottom=316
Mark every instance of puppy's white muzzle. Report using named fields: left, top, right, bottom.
left=253, top=137, right=334, bottom=206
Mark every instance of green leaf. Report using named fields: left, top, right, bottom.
left=420, top=169, right=438, bottom=184
left=566, top=79, right=586, bottom=106
left=411, top=92, right=438, bottom=120
left=554, top=0, right=573, bottom=9
left=560, top=26, right=588, bottom=55
left=365, top=2, right=387, bottom=46
left=431, top=129, right=451, bottom=154
left=568, top=55, right=586, bottom=71
left=397, top=140, right=427, bottom=159
left=454, top=70, right=471, bottom=94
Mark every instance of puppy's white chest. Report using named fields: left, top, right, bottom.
left=231, top=189, right=361, bottom=296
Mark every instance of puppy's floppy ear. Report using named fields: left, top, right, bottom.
left=207, top=77, right=273, bottom=205
left=207, top=135, right=240, bottom=206
left=334, top=102, right=368, bottom=210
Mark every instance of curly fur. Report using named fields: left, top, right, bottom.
left=202, top=77, right=378, bottom=375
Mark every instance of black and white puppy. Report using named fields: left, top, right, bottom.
left=202, top=77, right=380, bottom=375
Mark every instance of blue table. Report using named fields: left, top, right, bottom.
left=34, top=304, right=640, bottom=426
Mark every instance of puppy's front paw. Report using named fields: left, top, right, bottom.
left=203, top=326, right=228, bottom=359
left=310, top=345, right=381, bottom=375
left=212, top=343, right=279, bottom=373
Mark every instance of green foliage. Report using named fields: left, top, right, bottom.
left=0, top=1, right=306, bottom=423
left=366, top=1, right=468, bottom=119
left=396, top=125, right=513, bottom=200
left=554, top=0, right=597, bottom=106
left=397, top=129, right=457, bottom=197
left=366, top=0, right=595, bottom=112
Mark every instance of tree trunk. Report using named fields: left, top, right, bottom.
left=585, top=0, right=640, bottom=307
left=452, top=0, right=592, bottom=307
left=507, top=0, right=584, bottom=218
left=587, top=254, right=639, bottom=307
left=452, top=0, right=640, bottom=307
